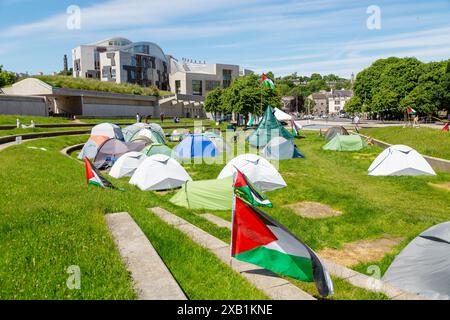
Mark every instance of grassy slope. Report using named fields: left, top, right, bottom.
left=0, top=115, right=72, bottom=125
left=170, top=132, right=449, bottom=289
left=0, top=136, right=266, bottom=300
left=0, top=127, right=87, bottom=137
left=361, top=126, right=450, bottom=160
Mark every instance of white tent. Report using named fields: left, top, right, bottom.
left=109, top=152, right=147, bottom=179
left=217, top=153, right=287, bottom=191
left=147, top=123, right=165, bottom=140
left=368, top=145, right=436, bottom=176
left=274, top=107, right=293, bottom=122
left=129, top=154, right=192, bottom=191
left=91, top=123, right=124, bottom=140
left=261, top=136, right=304, bottom=160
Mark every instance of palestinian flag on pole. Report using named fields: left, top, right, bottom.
left=442, top=123, right=449, bottom=132
left=262, top=74, right=275, bottom=90
left=231, top=196, right=334, bottom=297
left=234, top=168, right=272, bottom=208
left=407, top=106, right=416, bottom=115
left=84, top=157, right=115, bottom=189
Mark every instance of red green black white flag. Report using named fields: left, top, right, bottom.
left=84, top=157, right=115, bottom=189
left=231, top=196, right=334, bottom=297
left=262, top=74, right=275, bottom=90
left=233, top=168, right=272, bottom=208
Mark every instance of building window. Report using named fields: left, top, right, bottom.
left=111, top=68, right=116, bottom=80
left=223, top=69, right=232, bottom=88
left=192, top=80, right=203, bottom=96
left=175, top=80, right=181, bottom=94
left=205, top=80, right=221, bottom=91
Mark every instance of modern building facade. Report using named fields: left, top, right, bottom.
left=72, top=37, right=170, bottom=91
left=169, top=58, right=240, bottom=96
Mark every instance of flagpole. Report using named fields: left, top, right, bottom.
left=230, top=171, right=237, bottom=269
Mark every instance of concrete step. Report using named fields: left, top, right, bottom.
left=106, top=212, right=187, bottom=300
left=149, top=207, right=315, bottom=300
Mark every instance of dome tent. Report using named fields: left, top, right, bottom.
left=324, top=126, right=349, bottom=141
left=130, top=128, right=165, bottom=145
left=122, top=123, right=147, bottom=142
left=142, top=143, right=174, bottom=157
left=247, top=106, right=293, bottom=148
left=218, top=153, right=287, bottom=192
left=322, top=134, right=367, bottom=151
left=129, top=154, right=191, bottom=191
left=109, top=152, right=147, bottom=179
left=77, top=135, right=109, bottom=160
left=261, top=136, right=304, bottom=160
left=170, top=177, right=234, bottom=210
left=91, top=123, right=124, bottom=141
left=173, top=134, right=219, bottom=159
left=368, top=145, right=436, bottom=176
left=383, top=222, right=450, bottom=300
left=93, top=139, right=146, bottom=169
left=147, top=123, right=165, bottom=140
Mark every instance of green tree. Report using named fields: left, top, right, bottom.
left=0, top=65, right=17, bottom=87
left=204, top=87, right=224, bottom=120
left=344, top=96, right=363, bottom=113
left=221, top=74, right=281, bottom=118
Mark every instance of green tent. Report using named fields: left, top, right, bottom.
left=170, top=177, right=234, bottom=210
left=143, top=143, right=173, bottom=157
left=323, top=134, right=367, bottom=151
left=247, top=106, right=293, bottom=148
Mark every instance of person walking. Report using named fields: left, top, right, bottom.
left=160, top=113, right=164, bottom=123
left=136, top=113, right=141, bottom=123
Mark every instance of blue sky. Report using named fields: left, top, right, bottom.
left=1, top=0, right=449, bottom=77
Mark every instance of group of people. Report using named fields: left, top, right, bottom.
left=136, top=112, right=181, bottom=124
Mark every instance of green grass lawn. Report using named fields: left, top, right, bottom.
left=361, top=126, right=450, bottom=160
left=0, top=115, right=72, bottom=125
left=0, top=135, right=266, bottom=300
left=2, top=131, right=447, bottom=300
left=0, top=127, right=88, bottom=137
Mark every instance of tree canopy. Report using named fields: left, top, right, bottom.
left=0, top=65, right=17, bottom=88
left=347, top=57, right=450, bottom=116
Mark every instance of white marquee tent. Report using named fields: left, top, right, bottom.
left=368, top=145, right=436, bottom=176
left=129, top=154, right=192, bottom=191
left=109, top=152, right=147, bottom=179
left=217, top=153, right=287, bottom=191
left=274, top=107, right=293, bottom=122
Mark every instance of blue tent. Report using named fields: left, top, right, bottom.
left=173, top=134, right=219, bottom=158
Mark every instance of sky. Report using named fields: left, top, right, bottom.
left=0, top=0, right=450, bottom=78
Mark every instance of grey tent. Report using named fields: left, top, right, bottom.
left=382, top=222, right=450, bottom=300
left=324, top=126, right=349, bottom=141
left=93, top=138, right=146, bottom=169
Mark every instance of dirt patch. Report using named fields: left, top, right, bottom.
left=155, top=190, right=171, bottom=196
left=429, top=182, right=450, bottom=191
left=319, top=236, right=404, bottom=267
left=284, top=201, right=342, bottom=219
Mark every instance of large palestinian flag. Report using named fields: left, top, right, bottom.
left=84, top=157, right=115, bottom=188
left=262, top=74, right=275, bottom=90
left=233, top=168, right=272, bottom=208
left=231, top=196, right=334, bottom=297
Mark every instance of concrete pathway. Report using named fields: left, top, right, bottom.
left=106, top=212, right=187, bottom=300
left=150, top=207, right=315, bottom=300
left=196, top=211, right=425, bottom=300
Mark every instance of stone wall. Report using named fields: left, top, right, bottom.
left=0, top=95, right=47, bottom=116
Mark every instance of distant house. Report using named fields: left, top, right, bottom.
left=328, top=89, right=353, bottom=114
left=308, top=92, right=328, bottom=115
left=306, top=89, right=353, bottom=115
